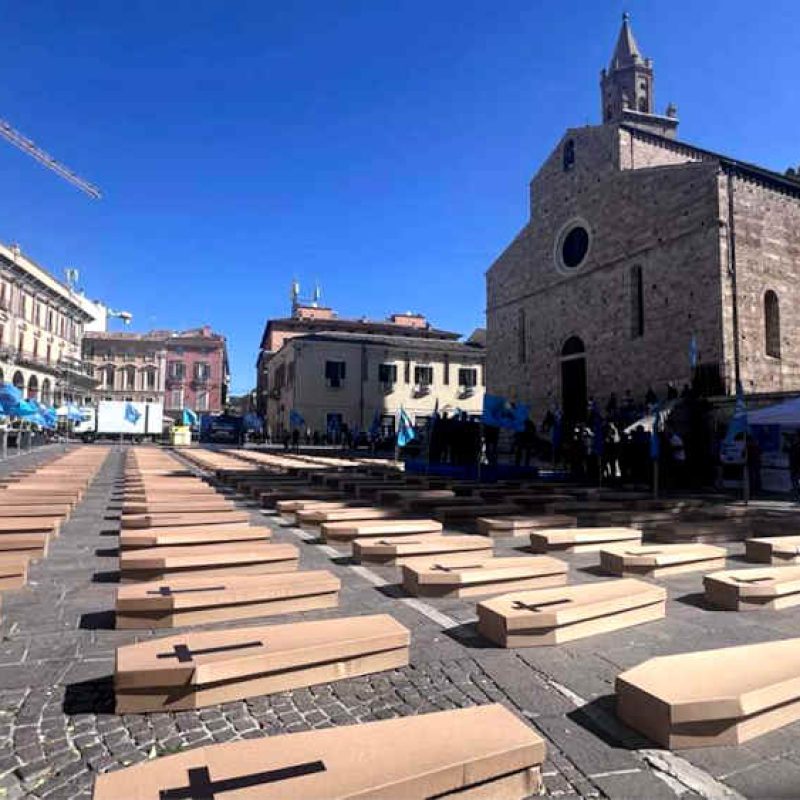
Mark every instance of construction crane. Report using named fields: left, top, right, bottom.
left=0, top=118, right=101, bottom=199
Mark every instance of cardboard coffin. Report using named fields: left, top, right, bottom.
left=402, top=555, right=568, bottom=598
left=0, top=532, right=49, bottom=558
left=530, top=527, right=641, bottom=554
left=0, top=554, right=28, bottom=590
left=0, top=517, right=60, bottom=535
left=321, top=518, right=443, bottom=543
left=478, top=578, right=666, bottom=647
left=121, top=498, right=235, bottom=515
left=745, top=536, right=800, bottom=565
left=0, top=504, right=71, bottom=518
left=93, top=703, right=545, bottom=800
left=704, top=565, right=800, bottom=610
left=120, top=524, right=271, bottom=550
left=114, top=613, right=410, bottom=712
left=600, top=542, right=726, bottom=577
left=119, top=541, right=299, bottom=582
left=477, top=515, right=578, bottom=537
left=616, top=637, right=800, bottom=748
left=115, top=570, right=341, bottom=628
left=0, top=494, right=77, bottom=509
left=433, top=503, right=521, bottom=523
left=296, top=507, right=396, bottom=527
left=352, top=534, right=494, bottom=566
left=376, top=489, right=456, bottom=505
left=121, top=510, right=251, bottom=530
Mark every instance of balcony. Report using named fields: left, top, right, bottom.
left=458, top=386, right=476, bottom=400
left=413, top=384, right=431, bottom=398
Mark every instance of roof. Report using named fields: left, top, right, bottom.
left=259, top=315, right=461, bottom=350
left=622, top=124, right=800, bottom=199
left=281, top=331, right=486, bottom=358
left=466, top=328, right=487, bottom=348
left=610, top=13, right=642, bottom=69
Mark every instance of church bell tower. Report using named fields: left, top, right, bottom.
left=600, top=13, right=678, bottom=139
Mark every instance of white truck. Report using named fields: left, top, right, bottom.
left=74, top=401, right=164, bottom=443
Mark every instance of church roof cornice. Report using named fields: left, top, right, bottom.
left=620, top=124, right=800, bottom=199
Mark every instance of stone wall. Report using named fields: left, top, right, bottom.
left=719, top=174, right=800, bottom=394
left=487, top=124, right=724, bottom=417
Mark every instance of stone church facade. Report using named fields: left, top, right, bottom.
left=486, top=14, right=800, bottom=421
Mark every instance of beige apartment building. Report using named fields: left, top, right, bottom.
left=266, top=329, right=485, bottom=439
left=0, top=243, right=96, bottom=405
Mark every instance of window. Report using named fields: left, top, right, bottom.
left=630, top=265, right=644, bottom=338
left=325, top=360, right=346, bottom=388
left=458, top=368, right=478, bottom=388
left=563, top=138, right=575, bottom=171
left=102, top=365, right=116, bottom=389
left=123, top=366, right=137, bottom=390
left=46, top=309, right=53, bottom=332
left=196, top=391, right=209, bottom=411
left=168, top=361, right=185, bottom=380
left=378, top=364, right=397, bottom=384
left=194, top=361, right=210, bottom=380
left=404, top=359, right=410, bottom=383
left=414, top=365, right=433, bottom=386
left=518, top=308, right=527, bottom=364
left=765, top=290, right=781, bottom=358
left=144, top=369, right=157, bottom=390
left=559, top=225, right=590, bottom=269
left=169, top=388, right=183, bottom=408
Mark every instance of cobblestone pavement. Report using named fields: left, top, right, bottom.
left=3, top=446, right=800, bottom=798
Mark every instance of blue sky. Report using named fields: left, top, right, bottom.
left=0, top=1, right=797, bottom=394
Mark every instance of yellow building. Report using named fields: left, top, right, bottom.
left=0, top=243, right=96, bottom=405
left=266, top=329, right=485, bottom=439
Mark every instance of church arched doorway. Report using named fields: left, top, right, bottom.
left=560, top=336, right=587, bottom=423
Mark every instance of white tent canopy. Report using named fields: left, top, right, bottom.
left=749, top=397, right=800, bottom=428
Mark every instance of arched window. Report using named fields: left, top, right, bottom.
left=630, top=265, right=644, bottom=338
left=27, top=374, right=38, bottom=400
left=41, top=378, right=51, bottom=405
left=561, top=336, right=585, bottom=358
left=12, top=371, right=24, bottom=390
left=102, top=365, right=116, bottom=390
left=765, top=290, right=781, bottom=358
left=562, top=139, right=575, bottom=172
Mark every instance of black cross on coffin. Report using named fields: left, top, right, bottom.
left=160, top=760, right=326, bottom=800
left=147, top=585, right=226, bottom=596
left=157, top=640, right=263, bottom=663
left=430, top=563, right=484, bottom=572
left=512, top=598, right=571, bottom=612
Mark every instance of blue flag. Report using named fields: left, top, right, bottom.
left=289, top=409, right=305, bottom=428
left=689, top=334, right=698, bottom=369
left=397, top=407, right=416, bottom=448
left=368, top=409, right=381, bottom=439
left=125, top=403, right=141, bottom=425
left=650, top=403, right=661, bottom=460
left=724, top=382, right=748, bottom=445
left=482, top=394, right=528, bottom=432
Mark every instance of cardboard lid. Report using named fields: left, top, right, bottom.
left=121, top=526, right=269, bottom=548
left=754, top=537, right=800, bottom=556
left=275, top=500, right=349, bottom=513
left=322, top=519, right=442, bottom=536
left=478, top=515, right=575, bottom=529
left=122, top=511, right=250, bottom=529
left=0, top=517, right=59, bottom=533
left=354, top=534, right=493, bottom=556
left=0, top=504, right=71, bottom=517
left=480, top=578, right=665, bottom=630
left=704, top=565, right=800, bottom=597
left=617, top=637, right=800, bottom=723
left=115, top=613, right=409, bottom=688
left=404, top=556, right=567, bottom=586
left=116, top=570, right=340, bottom=611
left=120, top=542, right=298, bottom=570
left=298, top=507, right=395, bottom=523
left=532, top=527, right=640, bottom=545
left=93, top=704, right=544, bottom=800
left=601, top=542, right=725, bottom=566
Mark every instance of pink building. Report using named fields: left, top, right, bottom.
left=164, top=326, right=229, bottom=417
